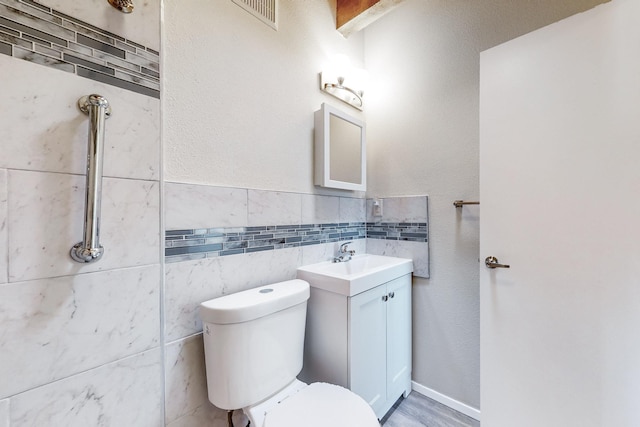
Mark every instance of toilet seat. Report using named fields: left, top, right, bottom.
left=263, top=382, right=379, bottom=427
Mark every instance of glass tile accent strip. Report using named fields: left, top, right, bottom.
left=0, top=0, right=160, bottom=98
left=165, top=222, right=429, bottom=263
left=165, top=222, right=367, bottom=263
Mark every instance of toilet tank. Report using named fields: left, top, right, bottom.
left=200, top=279, right=310, bottom=410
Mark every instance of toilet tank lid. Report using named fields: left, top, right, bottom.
left=200, top=279, right=310, bottom=324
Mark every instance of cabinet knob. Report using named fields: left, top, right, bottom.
left=389, top=292, right=395, bottom=299
left=382, top=295, right=389, bottom=302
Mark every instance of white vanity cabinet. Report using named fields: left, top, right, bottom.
left=299, top=273, right=412, bottom=420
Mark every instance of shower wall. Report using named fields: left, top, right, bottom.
left=0, top=0, right=162, bottom=425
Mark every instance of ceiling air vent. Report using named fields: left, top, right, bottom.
left=232, top=0, right=278, bottom=30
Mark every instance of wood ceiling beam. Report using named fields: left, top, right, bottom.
left=336, top=0, right=406, bottom=37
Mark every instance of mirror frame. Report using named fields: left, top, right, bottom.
left=314, top=102, right=366, bottom=191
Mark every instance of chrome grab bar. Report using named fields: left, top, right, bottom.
left=70, top=94, right=111, bottom=263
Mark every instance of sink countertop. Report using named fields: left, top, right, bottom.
left=297, top=254, right=413, bottom=297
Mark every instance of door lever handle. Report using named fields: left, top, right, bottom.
left=485, top=256, right=510, bottom=269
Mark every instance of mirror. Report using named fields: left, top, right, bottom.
left=314, top=103, right=366, bottom=191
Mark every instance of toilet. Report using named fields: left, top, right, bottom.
left=199, top=279, right=380, bottom=427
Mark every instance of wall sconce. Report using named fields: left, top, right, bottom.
left=320, top=55, right=368, bottom=111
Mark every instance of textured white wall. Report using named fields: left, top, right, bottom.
left=163, top=0, right=365, bottom=193
left=363, top=0, right=608, bottom=410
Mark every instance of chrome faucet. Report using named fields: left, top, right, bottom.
left=333, top=241, right=356, bottom=263
left=108, top=0, right=134, bottom=13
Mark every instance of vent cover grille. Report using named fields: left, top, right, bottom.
left=232, top=0, right=278, bottom=30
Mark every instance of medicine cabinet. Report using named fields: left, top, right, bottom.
left=314, top=103, right=366, bottom=191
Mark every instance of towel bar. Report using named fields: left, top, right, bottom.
left=453, top=200, right=479, bottom=208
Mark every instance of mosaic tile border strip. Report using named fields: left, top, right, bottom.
left=0, top=0, right=159, bottom=98
left=165, top=221, right=429, bottom=263
left=165, top=222, right=367, bottom=263
left=366, top=222, right=428, bottom=242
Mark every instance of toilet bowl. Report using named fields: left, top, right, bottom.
left=245, top=379, right=378, bottom=427
left=199, top=279, right=380, bottom=427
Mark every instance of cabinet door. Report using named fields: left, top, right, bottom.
left=386, top=274, right=412, bottom=401
left=349, top=284, right=388, bottom=417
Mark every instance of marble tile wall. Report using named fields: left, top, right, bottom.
left=1, top=53, right=159, bottom=179
left=164, top=183, right=367, bottom=263
left=0, top=0, right=160, bottom=97
left=162, top=183, right=369, bottom=347
left=164, top=183, right=248, bottom=230
left=164, top=335, right=210, bottom=425
left=0, top=169, right=7, bottom=284
left=9, top=171, right=159, bottom=281
left=164, top=335, right=249, bottom=427
left=9, top=349, right=163, bottom=427
left=165, top=246, right=305, bottom=342
left=0, top=266, right=160, bottom=398
left=36, top=0, right=160, bottom=50
left=163, top=181, right=368, bottom=425
left=164, top=192, right=429, bottom=276
left=367, top=196, right=430, bottom=278
left=0, top=0, right=162, bottom=424
left=162, top=186, right=433, bottom=424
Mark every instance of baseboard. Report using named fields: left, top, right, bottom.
left=411, top=381, right=481, bottom=421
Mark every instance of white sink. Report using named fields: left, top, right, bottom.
left=296, top=254, right=413, bottom=297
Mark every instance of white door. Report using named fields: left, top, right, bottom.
left=480, top=1, right=640, bottom=426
